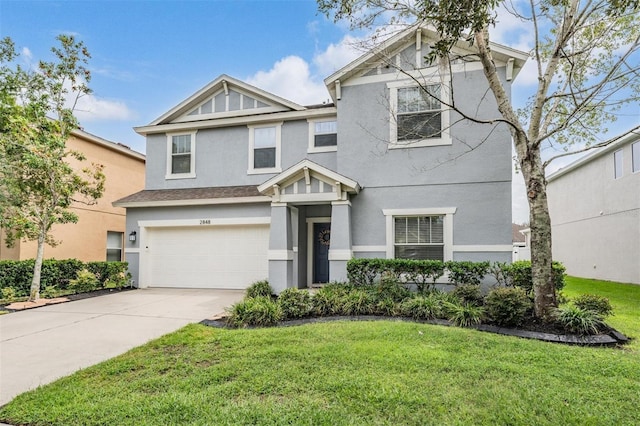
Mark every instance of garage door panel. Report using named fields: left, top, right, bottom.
left=147, top=225, right=269, bottom=289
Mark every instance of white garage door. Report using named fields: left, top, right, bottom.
left=146, top=225, right=269, bottom=289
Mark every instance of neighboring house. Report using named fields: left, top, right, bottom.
left=0, top=129, right=145, bottom=263
left=115, top=25, right=528, bottom=292
left=547, top=130, right=640, bottom=285
left=512, top=223, right=531, bottom=261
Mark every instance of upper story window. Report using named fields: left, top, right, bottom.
left=397, top=86, right=441, bottom=141
left=632, top=142, right=639, bottom=174
left=308, top=119, right=337, bottom=153
left=248, top=123, right=282, bottom=174
left=388, top=81, right=451, bottom=149
left=614, top=149, right=623, bottom=179
left=166, top=131, right=196, bottom=179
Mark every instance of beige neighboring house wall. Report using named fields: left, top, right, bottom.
left=547, top=131, right=640, bottom=285
left=0, top=129, right=145, bottom=262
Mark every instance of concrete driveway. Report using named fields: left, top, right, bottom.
left=0, top=288, right=244, bottom=406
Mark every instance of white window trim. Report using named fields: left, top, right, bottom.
left=614, top=149, right=623, bottom=179
left=382, top=208, right=456, bottom=261
left=632, top=141, right=640, bottom=174
left=387, top=80, right=452, bottom=149
left=248, top=122, right=283, bottom=175
left=106, top=231, right=124, bottom=262
left=307, top=118, right=338, bottom=154
left=165, top=131, right=197, bottom=179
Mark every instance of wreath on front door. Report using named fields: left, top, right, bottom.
left=318, top=229, right=331, bottom=246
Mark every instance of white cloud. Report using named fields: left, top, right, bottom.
left=74, top=93, right=136, bottom=122
left=62, top=81, right=136, bottom=122
left=313, top=35, right=363, bottom=77
left=246, top=56, right=330, bottom=106
left=21, top=47, right=33, bottom=61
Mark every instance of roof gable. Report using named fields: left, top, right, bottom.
left=324, top=24, right=529, bottom=101
left=149, top=74, right=306, bottom=126
left=258, top=159, right=360, bottom=203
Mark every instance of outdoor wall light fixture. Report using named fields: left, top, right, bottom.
left=129, top=231, right=137, bottom=242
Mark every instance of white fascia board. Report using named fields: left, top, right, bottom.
left=113, top=196, right=270, bottom=208
left=547, top=131, right=640, bottom=182
left=71, top=129, right=145, bottom=161
left=135, top=106, right=337, bottom=136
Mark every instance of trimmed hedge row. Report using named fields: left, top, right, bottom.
left=0, top=259, right=130, bottom=297
left=347, top=258, right=566, bottom=293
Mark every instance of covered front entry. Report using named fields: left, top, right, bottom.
left=144, top=224, right=269, bottom=289
left=258, top=160, right=360, bottom=293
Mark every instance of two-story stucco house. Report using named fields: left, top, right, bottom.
left=114, top=25, right=528, bottom=292
left=547, top=130, right=640, bottom=285
left=0, top=129, right=145, bottom=263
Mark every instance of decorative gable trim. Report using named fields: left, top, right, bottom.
left=324, top=24, right=529, bottom=102
left=148, top=74, right=306, bottom=126
left=257, top=159, right=360, bottom=203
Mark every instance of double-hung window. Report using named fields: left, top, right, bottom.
left=248, top=123, right=282, bottom=174
left=388, top=81, right=450, bottom=148
left=383, top=208, right=456, bottom=261
left=166, top=131, right=196, bottom=178
left=397, top=85, right=441, bottom=141
left=308, top=120, right=337, bottom=153
left=632, top=142, right=639, bottom=174
left=394, top=216, right=445, bottom=261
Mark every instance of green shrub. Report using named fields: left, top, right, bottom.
left=445, top=261, right=490, bottom=286
left=246, top=280, right=272, bottom=299
left=373, top=298, right=401, bottom=316
left=573, top=294, right=613, bottom=318
left=278, top=288, right=313, bottom=319
left=400, top=296, right=441, bottom=320
left=368, top=278, right=412, bottom=303
left=554, top=305, right=606, bottom=335
left=68, top=269, right=99, bottom=293
left=311, top=283, right=352, bottom=316
left=452, top=284, right=483, bottom=306
left=484, top=287, right=532, bottom=327
left=1, top=287, right=17, bottom=302
left=506, top=260, right=566, bottom=294
left=86, top=262, right=130, bottom=288
left=446, top=301, right=484, bottom=327
left=0, top=259, right=128, bottom=295
left=340, top=289, right=375, bottom=316
left=41, top=285, right=58, bottom=299
left=226, top=296, right=283, bottom=328
left=346, top=258, right=445, bottom=290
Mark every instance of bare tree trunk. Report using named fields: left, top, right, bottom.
left=521, top=146, right=557, bottom=318
left=29, top=231, right=46, bottom=301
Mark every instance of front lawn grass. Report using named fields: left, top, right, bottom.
left=1, top=278, right=638, bottom=426
left=563, top=276, right=640, bottom=350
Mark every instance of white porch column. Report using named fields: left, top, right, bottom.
left=268, top=202, right=294, bottom=294
left=329, top=200, right=353, bottom=282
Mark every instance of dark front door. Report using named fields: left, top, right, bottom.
left=313, top=222, right=331, bottom=283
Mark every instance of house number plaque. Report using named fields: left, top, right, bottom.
left=199, top=219, right=211, bottom=225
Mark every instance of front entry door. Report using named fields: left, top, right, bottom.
left=313, top=222, right=331, bottom=283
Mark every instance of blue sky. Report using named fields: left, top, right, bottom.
left=2, top=0, right=638, bottom=223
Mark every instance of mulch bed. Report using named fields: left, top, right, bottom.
left=200, top=315, right=630, bottom=347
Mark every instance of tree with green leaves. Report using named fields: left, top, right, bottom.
left=0, top=35, right=105, bottom=301
left=318, top=0, right=639, bottom=318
